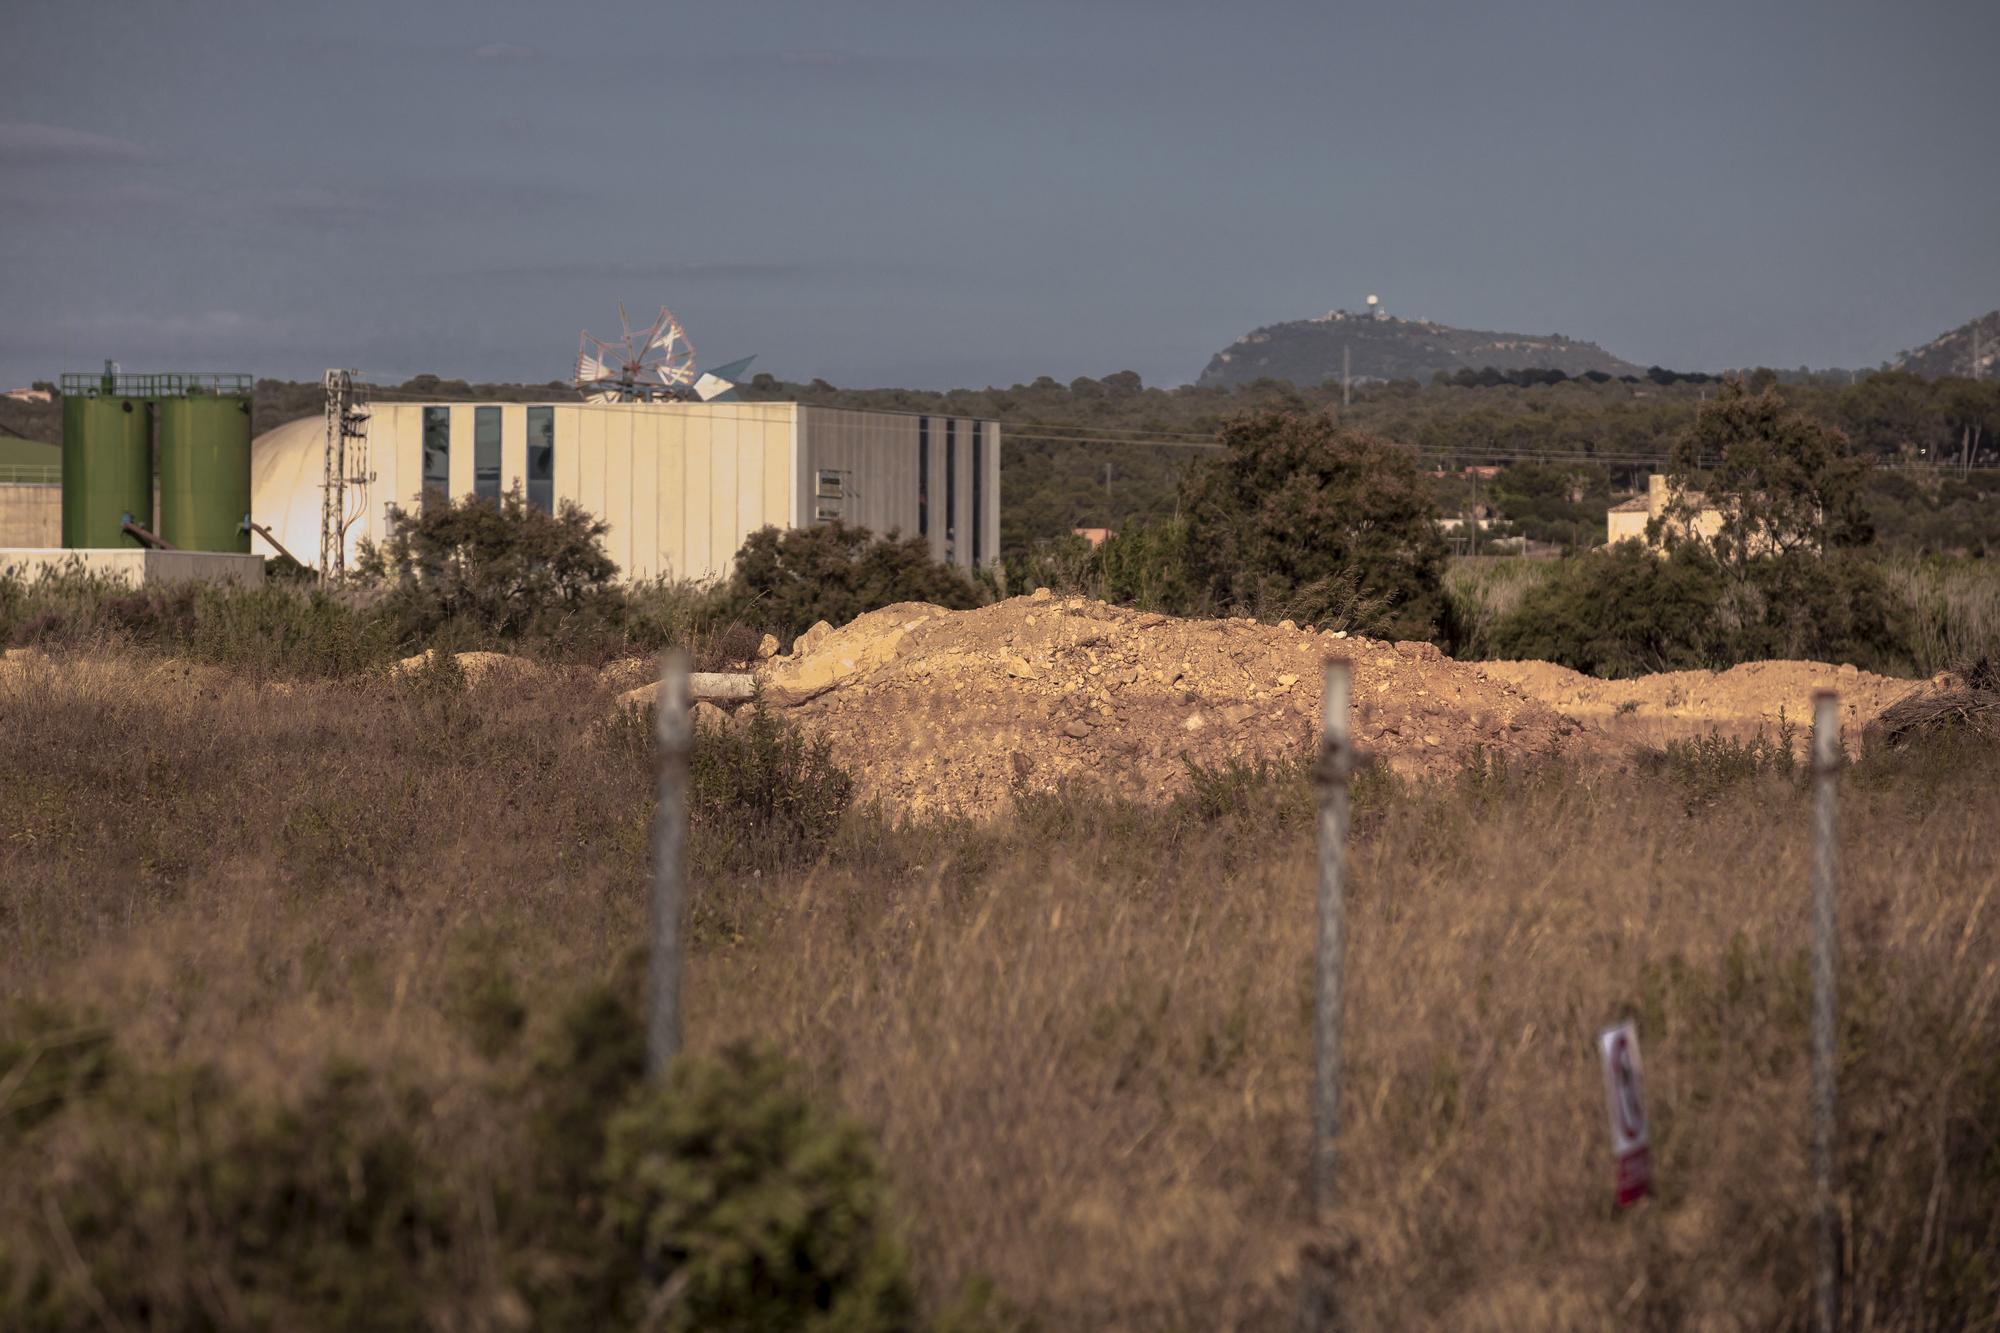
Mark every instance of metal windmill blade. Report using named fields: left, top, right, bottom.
left=574, top=301, right=700, bottom=401
left=641, top=306, right=698, bottom=388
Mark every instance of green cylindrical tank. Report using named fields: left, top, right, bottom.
left=158, top=394, right=253, bottom=552
left=61, top=395, right=152, bottom=548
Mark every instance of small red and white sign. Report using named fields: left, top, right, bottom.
left=1598, top=1021, right=1653, bottom=1208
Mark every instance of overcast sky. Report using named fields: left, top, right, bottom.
left=2, top=0, right=1996, bottom=391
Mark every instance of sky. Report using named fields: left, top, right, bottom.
left=2, top=0, right=1997, bottom=392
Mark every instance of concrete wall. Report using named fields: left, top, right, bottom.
left=797, top=408, right=1000, bottom=571
left=0, top=484, right=60, bottom=548
left=0, top=548, right=263, bottom=586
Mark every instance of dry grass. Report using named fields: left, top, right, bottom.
left=2, top=652, right=1997, bottom=1329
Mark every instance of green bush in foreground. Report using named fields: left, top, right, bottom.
left=0, top=995, right=914, bottom=1333
left=604, top=1045, right=916, bottom=1332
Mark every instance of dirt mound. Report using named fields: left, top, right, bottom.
left=1483, top=658, right=1911, bottom=743
left=755, top=592, right=1581, bottom=818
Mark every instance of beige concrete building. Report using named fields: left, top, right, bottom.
left=251, top=400, right=1000, bottom=581
left=1605, top=473, right=1727, bottom=549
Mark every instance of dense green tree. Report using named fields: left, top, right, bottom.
left=1661, top=382, right=1874, bottom=567
left=1179, top=411, right=1448, bottom=638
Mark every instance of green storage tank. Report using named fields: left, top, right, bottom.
left=61, top=395, right=153, bottom=548
left=158, top=394, right=253, bottom=552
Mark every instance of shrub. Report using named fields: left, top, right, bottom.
left=602, top=1044, right=916, bottom=1332
left=0, top=1057, right=450, bottom=1332
left=0, top=568, right=399, bottom=677
left=718, top=523, right=985, bottom=647
left=356, top=487, right=622, bottom=642
left=689, top=710, right=856, bottom=877
left=1179, top=411, right=1448, bottom=637
left=1485, top=544, right=1729, bottom=675
left=1483, top=546, right=1911, bottom=677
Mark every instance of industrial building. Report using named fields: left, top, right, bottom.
left=251, top=399, right=1001, bottom=582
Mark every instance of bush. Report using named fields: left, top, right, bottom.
left=1483, top=546, right=1912, bottom=677
left=602, top=1044, right=916, bottom=1332
left=718, top=523, right=985, bottom=647
left=689, top=710, right=856, bottom=877
left=0, top=568, right=399, bottom=677
left=0, top=994, right=914, bottom=1333
left=1179, top=412, right=1448, bottom=637
left=1484, top=544, right=1730, bottom=675
left=0, top=1056, right=450, bottom=1332
left=357, top=487, right=622, bottom=642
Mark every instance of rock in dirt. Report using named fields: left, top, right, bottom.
left=395, top=650, right=536, bottom=688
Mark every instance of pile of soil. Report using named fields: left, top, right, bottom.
left=1482, top=659, right=1911, bottom=740
left=756, top=592, right=1581, bottom=818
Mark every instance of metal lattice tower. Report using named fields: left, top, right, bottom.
left=320, top=369, right=372, bottom=579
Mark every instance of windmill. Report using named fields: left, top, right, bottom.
left=574, top=303, right=700, bottom=402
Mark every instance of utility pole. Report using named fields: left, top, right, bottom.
left=1342, top=344, right=1351, bottom=408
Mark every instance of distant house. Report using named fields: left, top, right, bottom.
left=1604, top=474, right=1732, bottom=550
left=1072, top=527, right=1113, bottom=549
left=1605, top=494, right=1652, bottom=545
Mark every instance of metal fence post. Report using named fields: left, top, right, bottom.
left=1302, top=658, right=1353, bottom=1330
left=648, top=651, right=692, bottom=1078
left=1314, top=660, right=1354, bottom=1207
left=1810, top=691, right=1841, bottom=1332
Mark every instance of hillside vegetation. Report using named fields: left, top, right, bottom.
left=1198, top=309, right=1640, bottom=387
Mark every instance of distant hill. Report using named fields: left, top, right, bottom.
left=1197, top=309, right=1643, bottom=388
left=1890, top=310, right=1999, bottom=380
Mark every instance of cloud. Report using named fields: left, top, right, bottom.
left=468, top=42, right=537, bottom=65
left=779, top=50, right=856, bottom=68
left=452, top=258, right=863, bottom=282
left=0, top=122, right=149, bottom=165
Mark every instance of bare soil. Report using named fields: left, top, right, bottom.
left=1481, top=657, right=1915, bottom=749
left=752, top=595, right=1936, bottom=816
left=756, top=592, right=1582, bottom=817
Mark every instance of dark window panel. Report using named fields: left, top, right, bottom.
left=474, top=406, right=501, bottom=501
left=421, top=406, right=450, bottom=514
left=526, top=406, right=554, bottom=513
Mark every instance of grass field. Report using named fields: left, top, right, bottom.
left=2, top=649, right=1995, bottom=1328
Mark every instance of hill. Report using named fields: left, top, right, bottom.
left=1890, top=309, right=1999, bottom=380
left=1197, top=309, right=1643, bottom=388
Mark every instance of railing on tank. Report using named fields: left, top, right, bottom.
left=0, top=463, right=61, bottom=485
left=58, top=372, right=254, bottom=399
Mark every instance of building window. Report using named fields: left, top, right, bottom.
left=526, top=406, right=554, bottom=513
left=944, top=418, right=957, bottom=556
left=970, top=420, right=983, bottom=565
left=814, top=469, right=848, bottom=522
left=917, top=416, right=930, bottom=537
left=474, top=406, right=501, bottom=501
left=421, top=406, right=450, bottom=513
